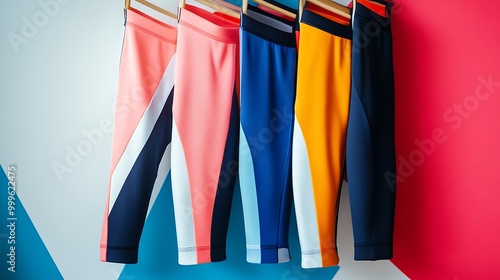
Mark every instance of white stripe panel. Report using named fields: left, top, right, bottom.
left=146, top=143, right=171, bottom=217
left=291, top=119, right=323, bottom=268
left=144, top=52, right=175, bottom=216
left=239, top=125, right=262, bottom=264
left=108, top=54, right=177, bottom=214
left=170, top=121, right=197, bottom=265
left=278, top=248, right=291, bottom=263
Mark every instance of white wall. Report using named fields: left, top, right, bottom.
left=0, top=1, right=124, bottom=279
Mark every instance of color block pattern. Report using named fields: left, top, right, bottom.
left=170, top=4, right=240, bottom=265
left=0, top=166, right=64, bottom=280
left=346, top=0, right=395, bottom=261
left=292, top=4, right=352, bottom=269
left=100, top=8, right=177, bottom=264
left=239, top=6, right=297, bottom=264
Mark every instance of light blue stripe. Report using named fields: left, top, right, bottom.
left=238, top=124, right=261, bottom=263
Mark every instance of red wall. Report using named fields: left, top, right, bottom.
left=391, top=0, right=500, bottom=279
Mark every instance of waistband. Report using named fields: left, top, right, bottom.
left=301, top=6, right=352, bottom=40
left=241, top=5, right=296, bottom=47
left=355, top=0, right=392, bottom=23
left=179, top=4, right=239, bottom=44
left=126, top=7, right=177, bottom=43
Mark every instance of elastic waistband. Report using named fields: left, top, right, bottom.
left=355, top=0, right=392, bottom=23
left=241, top=5, right=295, bottom=47
left=126, top=8, right=177, bottom=43
left=301, top=8, right=352, bottom=40
left=179, top=4, right=239, bottom=44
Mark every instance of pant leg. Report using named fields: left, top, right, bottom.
left=346, top=0, right=396, bottom=261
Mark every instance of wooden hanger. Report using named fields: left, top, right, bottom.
left=198, top=0, right=241, bottom=18
left=125, top=0, right=177, bottom=19
left=366, top=0, right=388, bottom=8
left=211, top=0, right=241, bottom=12
left=250, top=0, right=296, bottom=19
left=179, top=0, right=240, bottom=19
left=241, top=0, right=248, bottom=14
left=298, top=0, right=304, bottom=20
left=305, top=0, right=351, bottom=19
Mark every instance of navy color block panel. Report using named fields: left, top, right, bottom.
left=106, top=90, right=174, bottom=263
left=346, top=3, right=396, bottom=261
left=210, top=89, right=240, bottom=262
left=119, top=176, right=339, bottom=279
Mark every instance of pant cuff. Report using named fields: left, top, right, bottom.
left=354, top=244, right=393, bottom=260
left=246, top=245, right=290, bottom=264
